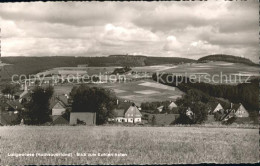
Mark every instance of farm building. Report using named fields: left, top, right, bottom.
left=51, top=101, right=66, bottom=116
left=208, top=102, right=224, bottom=114
left=233, top=103, right=249, bottom=117
left=111, top=102, right=142, bottom=123
left=70, top=112, right=96, bottom=125
left=125, top=103, right=142, bottom=123
left=50, top=95, right=70, bottom=116
left=157, top=106, right=164, bottom=113
left=1, top=100, right=24, bottom=112
left=112, top=109, right=126, bottom=122
left=219, top=103, right=249, bottom=122
left=168, top=101, right=177, bottom=110
left=51, top=115, right=69, bottom=125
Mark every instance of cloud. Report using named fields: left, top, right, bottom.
left=163, top=36, right=182, bottom=51
left=102, top=23, right=159, bottom=42
left=0, top=1, right=258, bottom=62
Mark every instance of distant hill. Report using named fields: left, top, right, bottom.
left=0, top=56, right=195, bottom=78
left=198, top=54, right=257, bottom=66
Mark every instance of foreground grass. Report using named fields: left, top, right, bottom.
left=0, top=126, right=258, bottom=165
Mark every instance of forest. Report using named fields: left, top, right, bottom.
left=152, top=73, right=259, bottom=118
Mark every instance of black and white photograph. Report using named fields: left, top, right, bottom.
left=0, top=0, right=259, bottom=165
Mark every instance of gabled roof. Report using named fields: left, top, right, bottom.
left=168, top=102, right=177, bottom=108
left=208, top=102, right=219, bottom=110
left=221, top=109, right=235, bottom=121
left=125, top=105, right=142, bottom=118
left=51, top=115, right=69, bottom=125
left=157, top=106, right=164, bottom=109
left=117, top=102, right=132, bottom=111
left=57, top=95, right=69, bottom=106
left=49, top=95, right=68, bottom=109
left=113, top=109, right=125, bottom=117
left=231, top=103, right=241, bottom=111
left=6, top=100, right=23, bottom=110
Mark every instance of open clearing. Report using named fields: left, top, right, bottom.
left=52, top=80, right=183, bottom=105
left=0, top=126, right=258, bottom=165
left=139, top=81, right=176, bottom=91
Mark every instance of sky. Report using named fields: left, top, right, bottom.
left=0, top=1, right=259, bottom=61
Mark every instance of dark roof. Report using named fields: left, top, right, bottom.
left=207, top=102, right=219, bottom=110
left=125, top=105, right=142, bottom=117
left=51, top=115, right=69, bottom=125
left=221, top=109, right=235, bottom=121
left=6, top=100, right=23, bottom=110
left=231, top=103, right=240, bottom=111
left=113, top=109, right=125, bottom=117
left=49, top=95, right=68, bottom=109
left=117, top=102, right=132, bottom=111
left=57, top=95, right=69, bottom=106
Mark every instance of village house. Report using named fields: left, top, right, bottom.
left=1, top=100, right=24, bottom=112
left=48, top=94, right=71, bottom=125
left=112, top=102, right=142, bottom=123
left=208, top=102, right=224, bottom=114
left=125, top=103, right=142, bottom=123
left=51, top=115, right=69, bottom=125
left=168, top=101, right=177, bottom=110
left=233, top=103, right=249, bottom=117
left=0, top=99, right=23, bottom=125
left=219, top=103, right=249, bottom=122
left=157, top=106, right=164, bottom=113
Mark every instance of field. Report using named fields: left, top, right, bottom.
left=132, top=61, right=259, bottom=84
left=52, top=79, right=184, bottom=105
left=0, top=126, right=258, bottom=165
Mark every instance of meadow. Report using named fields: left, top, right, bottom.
left=52, top=79, right=184, bottom=105
left=0, top=126, right=258, bottom=165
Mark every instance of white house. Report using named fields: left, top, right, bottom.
left=124, top=104, right=142, bottom=123
left=157, top=106, right=164, bottom=113
left=112, top=109, right=127, bottom=122
left=51, top=101, right=66, bottom=116
left=168, top=101, right=177, bottom=110
left=209, top=103, right=224, bottom=114
left=112, top=103, right=142, bottom=123
left=233, top=103, right=249, bottom=117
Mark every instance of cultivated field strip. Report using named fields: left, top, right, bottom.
left=0, top=126, right=258, bottom=165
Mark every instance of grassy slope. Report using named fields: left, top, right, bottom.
left=198, top=54, right=258, bottom=66
left=0, top=126, right=258, bottom=165
left=0, top=56, right=195, bottom=78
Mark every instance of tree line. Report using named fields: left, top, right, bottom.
left=152, top=73, right=259, bottom=120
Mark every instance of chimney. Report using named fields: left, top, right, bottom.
left=231, top=103, right=233, bottom=109
left=116, top=99, right=119, bottom=105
